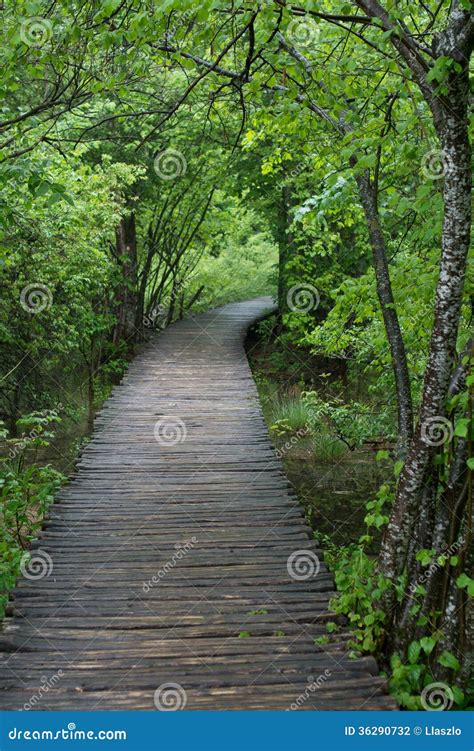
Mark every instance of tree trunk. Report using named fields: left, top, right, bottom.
left=8, top=382, right=21, bottom=437
left=113, top=212, right=138, bottom=346
left=355, top=171, right=413, bottom=449
left=276, top=185, right=292, bottom=316
left=379, top=56, right=472, bottom=669
left=87, top=362, right=94, bottom=431
left=166, top=276, right=178, bottom=327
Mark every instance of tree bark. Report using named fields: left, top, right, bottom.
left=376, top=15, right=472, bottom=669
left=113, top=212, right=138, bottom=346
left=355, top=171, right=414, bottom=450
left=276, top=185, right=292, bottom=316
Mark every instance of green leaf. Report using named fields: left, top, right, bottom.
left=452, top=686, right=464, bottom=705
left=438, top=651, right=460, bottom=671
left=416, top=548, right=436, bottom=566
left=454, top=418, right=468, bottom=438
left=407, top=641, right=421, bottom=664
left=394, top=460, right=404, bottom=477
left=420, top=636, right=436, bottom=655
left=456, top=573, right=474, bottom=596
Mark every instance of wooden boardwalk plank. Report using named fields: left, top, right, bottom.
left=0, top=298, right=395, bottom=710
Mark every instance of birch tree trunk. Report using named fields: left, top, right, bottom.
left=368, top=3, right=473, bottom=668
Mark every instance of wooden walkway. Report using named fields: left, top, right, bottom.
left=0, top=298, right=395, bottom=710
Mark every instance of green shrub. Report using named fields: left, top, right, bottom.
left=0, top=415, right=65, bottom=616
